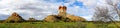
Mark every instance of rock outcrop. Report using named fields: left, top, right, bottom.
left=44, top=6, right=86, bottom=22
left=5, top=12, right=24, bottom=23
left=28, top=18, right=36, bottom=22
left=66, top=14, right=86, bottom=22
left=44, top=15, right=59, bottom=22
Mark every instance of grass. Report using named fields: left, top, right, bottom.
left=0, top=22, right=120, bottom=28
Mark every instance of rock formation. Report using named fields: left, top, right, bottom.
left=5, top=12, right=24, bottom=23
left=28, top=18, right=36, bottom=22
left=44, top=6, right=86, bottom=22
left=44, top=15, right=58, bottom=22
left=66, top=14, right=86, bottom=22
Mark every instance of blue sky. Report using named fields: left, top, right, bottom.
left=0, top=0, right=119, bottom=21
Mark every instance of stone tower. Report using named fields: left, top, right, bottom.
left=58, top=6, right=67, bottom=17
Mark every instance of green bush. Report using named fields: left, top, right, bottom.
left=86, top=23, right=97, bottom=28
left=107, top=23, right=117, bottom=28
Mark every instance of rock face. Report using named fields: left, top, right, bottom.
left=44, top=6, right=86, bottom=22
left=58, top=6, right=67, bottom=17
left=5, top=12, right=24, bottom=22
left=66, top=14, right=86, bottom=22
left=44, top=14, right=86, bottom=22
left=44, top=15, right=58, bottom=22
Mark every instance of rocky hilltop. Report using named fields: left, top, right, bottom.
left=44, top=6, right=86, bottom=22
left=5, top=12, right=24, bottom=22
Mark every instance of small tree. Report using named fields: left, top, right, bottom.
left=106, top=0, right=120, bottom=20
left=92, top=6, right=120, bottom=28
left=92, top=6, right=112, bottom=22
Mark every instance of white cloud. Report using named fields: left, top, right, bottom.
left=81, top=15, right=92, bottom=21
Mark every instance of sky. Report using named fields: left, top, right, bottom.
left=0, top=0, right=119, bottom=21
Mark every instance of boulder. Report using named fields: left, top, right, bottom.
left=67, top=15, right=86, bottom=21
left=44, top=15, right=58, bottom=22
